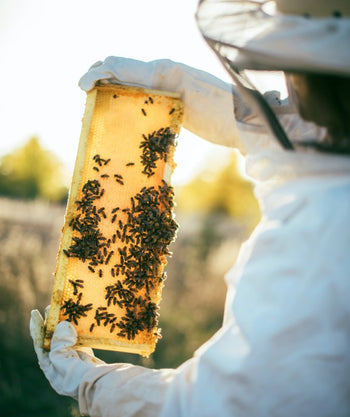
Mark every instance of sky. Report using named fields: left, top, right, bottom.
left=0, top=0, right=236, bottom=185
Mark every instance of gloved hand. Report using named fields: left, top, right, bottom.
left=30, top=309, right=178, bottom=417
left=79, top=56, right=244, bottom=152
left=30, top=309, right=105, bottom=400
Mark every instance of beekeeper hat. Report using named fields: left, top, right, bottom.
left=196, top=0, right=350, bottom=77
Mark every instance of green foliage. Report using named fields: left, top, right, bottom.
left=0, top=137, right=68, bottom=202
left=176, top=151, right=260, bottom=229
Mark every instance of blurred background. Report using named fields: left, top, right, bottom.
left=0, top=0, right=260, bottom=416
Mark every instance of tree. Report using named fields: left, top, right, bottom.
left=0, top=137, right=68, bottom=202
left=176, top=151, right=260, bottom=227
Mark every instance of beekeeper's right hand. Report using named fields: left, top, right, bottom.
left=79, top=57, right=244, bottom=153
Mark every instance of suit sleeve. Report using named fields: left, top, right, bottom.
left=79, top=57, right=244, bottom=152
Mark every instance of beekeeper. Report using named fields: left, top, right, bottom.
left=30, top=0, right=350, bottom=416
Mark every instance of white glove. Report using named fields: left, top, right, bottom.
left=30, top=309, right=178, bottom=417
left=79, top=57, right=244, bottom=152
left=30, top=309, right=105, bottom=400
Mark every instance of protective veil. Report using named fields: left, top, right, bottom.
left=30, top=1, right=350, bottom=416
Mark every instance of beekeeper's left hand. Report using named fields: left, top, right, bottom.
left=30, top=309, right=105, bottom=400
left=79, top=56, right=244, bottom=153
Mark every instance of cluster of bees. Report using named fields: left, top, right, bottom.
left=61, top=125, right=178, bottom=341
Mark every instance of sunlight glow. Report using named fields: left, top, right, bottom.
left=0, top=0, right=283, bottom=186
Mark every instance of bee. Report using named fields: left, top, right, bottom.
left=105, top=251, right=114, bottom=265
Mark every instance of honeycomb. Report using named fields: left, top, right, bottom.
left=43, top=84, right=183, bottom=357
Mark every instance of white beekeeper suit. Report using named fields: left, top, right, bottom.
left=30, top=1, right=350, bottom=416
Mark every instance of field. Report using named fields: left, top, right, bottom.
left=0, top=196, right=252, bottom=416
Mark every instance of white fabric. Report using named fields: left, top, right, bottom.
left=79, top=57, right=244, bottom=153
left=238, top=14, right=350, bottom=74
left=76, top=147, right=350, bottom=417
left=31, top=59, right=350, bottom=416
left=196, top=0, right=350, bottom=75
left=79, top=364, right=175, bottom=417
